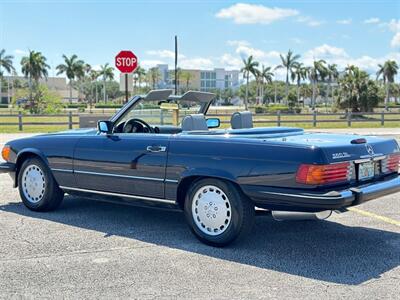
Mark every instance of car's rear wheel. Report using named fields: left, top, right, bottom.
left=184, top=178, right=254, bottom=247
left=18, top=157, right=64, bottom=211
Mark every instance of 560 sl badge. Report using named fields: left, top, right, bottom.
left=332, top=152, right=351, bottom=159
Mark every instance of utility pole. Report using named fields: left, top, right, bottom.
left=175, top=35, right=178, bottom=95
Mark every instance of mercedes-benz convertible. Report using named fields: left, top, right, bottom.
left=1, top=89, right=400, bottom=246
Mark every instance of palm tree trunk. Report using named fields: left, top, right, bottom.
left=103, top=79, right=106, bottom=103
left=7, top=77, right=10, bottom=105
left=385, top=83, right=389, bottom=111
left=69, top=83, right=72, bottom=104
left=285, top=69, right=289, bottom=104
left=312, top=80, right=316, bottom=110
left=297, top=82, right=300, bottom=106
left=244, top=73, right=249, bottom=110
left=29, top=75, right=32, bottom=103
left=274, top=82, right=277, bottom=104
left=95, top=83, right=98, bottom=103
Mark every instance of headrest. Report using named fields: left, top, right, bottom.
left=181, top=114, right=208, bottom=131
left=230, top=111, right=253, bottom=129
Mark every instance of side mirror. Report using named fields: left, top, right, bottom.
left=97, top=120, right=113, bottom=134
left=206, top=118, right=220, bottom=129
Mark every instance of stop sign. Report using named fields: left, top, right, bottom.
left=115, top=50, right=138, bottom=73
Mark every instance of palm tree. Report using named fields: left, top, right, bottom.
left=276, top=49, right=300, bottom=103
left=99, top=63, right=114, bottom=102
left=89, top=70, right=100, bottom=104
left=376, top=60, right=399, bottom=110
left=148, top=67, right=161, bottom=89
left=291, top=62, right=307, bottom=106
left=307, top=59, right=328, bottom=109
left=0, top=49, right=15, bottom=104
left=133, top=66, right=146, bottom=92
left=21, top=50, right=50, bottom=101
left=241, top=55, right=259, bottom=110
left=56, top=54, right=84, bottom=103
left=181, top=71, right=194, bottom=91
left=326, top=64, right=339, bottom=106
left=257, top=65, right=274, bottom=104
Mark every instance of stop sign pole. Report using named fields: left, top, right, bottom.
left=115, top=50, right=138, bottom=103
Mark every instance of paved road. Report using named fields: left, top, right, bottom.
left=0, top=133, right=399, bottom=299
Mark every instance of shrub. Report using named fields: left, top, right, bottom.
left=94, top=103, right=123, bottom=109
left=65, top=103, right=87, bottom=109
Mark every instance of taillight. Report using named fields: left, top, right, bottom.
left=1, top=145, right=10, bottom=162
left=384, top=153, right=400, bottom=173
left=296, top=162, right=352, bottom=185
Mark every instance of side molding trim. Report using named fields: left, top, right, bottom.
left=59, top=186, right=176, bottom=204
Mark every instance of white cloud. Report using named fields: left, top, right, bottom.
left=364, top=17, right=380, bottom=24
left=14, top=49, right=28, bottom=55
left=220, top=54, right=243, bottom=70
left=296, top=16, right=324, bottom=27
left=303, top=44, right=400, bottom=74
left=140, top=60, right=166, bottom=69
left=226, top=40, right=250, bottom=47
left=387, top=19, right=400, bottom=32
left=216, top=3, right=298, bottom=24
left=391, top=32, right=400, bottom=48
left=337, top=19, right=352, bottom=25
left=304, top=44, right=349, bottom=61
left=235, top=44, right=280, bottom=61
left=179, top=57, right=214, bottom=69
left=146, top=49, right=185, bottom=59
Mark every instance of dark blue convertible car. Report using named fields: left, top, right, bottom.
left=1, top=89, right=400, bottom=246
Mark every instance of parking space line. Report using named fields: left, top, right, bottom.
left=348, top=207, right=400, bottom=227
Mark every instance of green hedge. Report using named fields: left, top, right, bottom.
left=94, top=103, right=123, bottom=108
left=254, top=105, right=301, bottom=114
left=64, top=103, right=87, bottom=109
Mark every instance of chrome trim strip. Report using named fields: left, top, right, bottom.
left=59, top=186, right=176, bottom=204
left=260, top=190, right=353, bottom=200
left=354, top=158, right=372, bottom=164
left=74, top=170, right=164, bottom=182
left=373, top=155, right=386, bottom=161
left=165, top=179, right=179, bottom=183
left=51, top=168, right=73, bottom=173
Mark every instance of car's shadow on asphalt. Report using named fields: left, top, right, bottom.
left=1, top=196, right=399, bottom=285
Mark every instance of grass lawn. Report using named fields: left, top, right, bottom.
left=0, top=114, right=399, bottom=133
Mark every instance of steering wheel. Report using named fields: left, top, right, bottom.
left=122, top=118, right=154, bottom=133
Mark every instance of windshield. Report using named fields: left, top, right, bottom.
left=117, top=99, right=202, bottom=127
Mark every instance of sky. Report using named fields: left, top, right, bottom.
left=1, top=0, right=399, bottom=80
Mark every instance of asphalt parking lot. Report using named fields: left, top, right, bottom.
left=0, top=133, right=399, bottom=299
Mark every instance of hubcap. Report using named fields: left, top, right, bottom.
left=22, top=164, right=46, bottom=203
left=192, top=185, right=232, bottom=236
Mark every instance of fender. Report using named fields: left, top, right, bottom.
left=14, top=148, right=51, bottom=188
left=178, top=167, right=238, bottom=184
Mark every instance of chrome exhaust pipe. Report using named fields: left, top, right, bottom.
left=271, top=210, right=332, bottom=221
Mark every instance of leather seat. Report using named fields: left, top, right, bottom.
left=181, top=114, right=209, bottom=131
left=230, top=111, right=253, bottom=129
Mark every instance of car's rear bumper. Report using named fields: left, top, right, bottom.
left=243, top=174, right=400, bottom=212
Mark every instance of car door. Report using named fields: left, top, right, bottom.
left=73, top=133, right=170, bottom=199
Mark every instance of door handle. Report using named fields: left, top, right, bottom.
left=146, top=145, right=167, bottom=152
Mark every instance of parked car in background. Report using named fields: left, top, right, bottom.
left=1, top=90, right=400, bottom=246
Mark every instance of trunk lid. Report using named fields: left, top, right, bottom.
left=268, top=133, right=400, bottom=163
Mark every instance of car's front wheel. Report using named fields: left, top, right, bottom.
left=184, top=178, right=254, bottom=247
left=18, top=157, right=64, bottom=211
